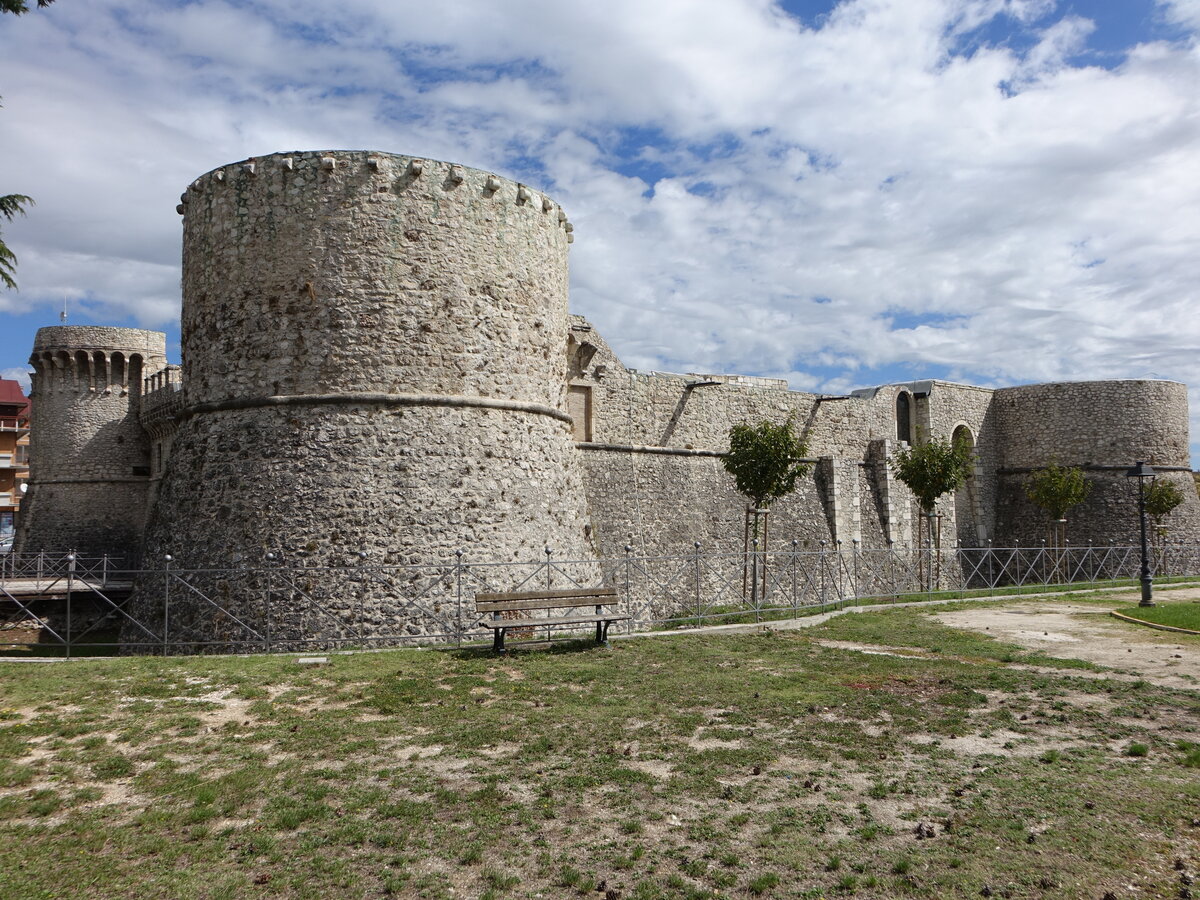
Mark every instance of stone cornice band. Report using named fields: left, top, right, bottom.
left=179, top=392, right=573, bottom=424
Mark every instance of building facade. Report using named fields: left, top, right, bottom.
left=0, top=378, right=30, bottom=539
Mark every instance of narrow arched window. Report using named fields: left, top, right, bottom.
left=896, top=391, right=912, bottom=443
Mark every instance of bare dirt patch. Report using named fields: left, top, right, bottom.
left=933, top=599, right=1200, bottom=690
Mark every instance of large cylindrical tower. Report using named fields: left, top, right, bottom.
left=992, top=380, right=1200, bottom=545
left=134, top=150, right=597, bottom=644
left=15, top=326, right=167, bottom=558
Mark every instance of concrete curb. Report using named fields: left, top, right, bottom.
left=1109, top=611, right=1200, bottom=636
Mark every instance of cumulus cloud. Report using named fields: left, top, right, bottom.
left=1, top=0, right=1199, bottom=459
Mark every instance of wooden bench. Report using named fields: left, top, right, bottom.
left=475, top=586, right=630, bottom=653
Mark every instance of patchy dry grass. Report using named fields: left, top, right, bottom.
left=0, top=599, right=1198, bottom=899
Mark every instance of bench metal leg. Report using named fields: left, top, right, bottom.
left=493, top=627, right=505, bottom=654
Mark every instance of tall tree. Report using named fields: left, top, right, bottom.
left=1, top=0, right=55, bottom=288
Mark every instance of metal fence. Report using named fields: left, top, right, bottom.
left=2, top=541, right=1197, bottom=656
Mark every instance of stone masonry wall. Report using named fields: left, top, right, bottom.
left=567, top=317, right=922, bottom=557
left=129, top=151, right=597, bottom=645
left=15, top=326, right=166, bottom=558
left=992, top=380, right=1200, bottom=546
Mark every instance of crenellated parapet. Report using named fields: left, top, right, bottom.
left=15, top=326, right=168, bottom=558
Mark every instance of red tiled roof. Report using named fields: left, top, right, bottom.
left=0, top=378, right=29, bottom=416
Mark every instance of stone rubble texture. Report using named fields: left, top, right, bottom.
left=14, top=149, right=1200, bottom=645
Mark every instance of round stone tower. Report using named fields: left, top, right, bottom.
left=134, top=150, right=596, bottom=644
left=15, top=326, right=167, bottom=558
left=992, top=380, right=1200, bottom=545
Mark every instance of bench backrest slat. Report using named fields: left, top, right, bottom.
left=477, top=596, right=619, bottom=614
left=475, top=586, right=617, bottom=603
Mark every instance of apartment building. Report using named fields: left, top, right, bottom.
left=0, top=378, right=30, bottom=538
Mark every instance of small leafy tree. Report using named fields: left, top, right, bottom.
left=891, top=434, right=973, bottom=587
left=890, top=435, right=973, bottom=518
left=723, top=420, right=811, bottom=512
left=723, top=419, right=811, bottom=604
left=1025, top=464, right=1090, bottom=521
left=1145, top=480, right=1184, bottom=522
left=1145, top=479, right=1184, bottom=550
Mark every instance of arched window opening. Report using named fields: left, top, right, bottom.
left=895, top=391, right=912, bottom=444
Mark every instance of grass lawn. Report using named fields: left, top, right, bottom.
left=1113, top=601, right=1200, bottom=633
left=1, top=598, right=1198, bottom=899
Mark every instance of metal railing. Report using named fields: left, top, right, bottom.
left=1, top=542, right=1196, bottom=657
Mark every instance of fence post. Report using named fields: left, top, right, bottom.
left=986, top=540, right=994, bottom=596
left=545, top=546, right=553, bottom=590
left=65, top=551, right=75, bottom=659
left=37, top=549, right=44, bottom=591
left=791, top=540, right=799, bottom=612
left=162, top=553, right=172, bottom=656
left=750, top=538, right=760, bottom=622
left=264, top=552, right=274, bottom=654
left=102, top=553, right=109, bottom=589
left=455, top=549, right=464, bottom=648
left=818, top=540, right=827, bottom=606
left=852, top=538, right=861, bottom=606
left=624, top=544, right=633, bottom=630
left=693, top=541, right=702, bottom=626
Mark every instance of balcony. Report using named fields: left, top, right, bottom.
left=0, top=418, right=29, bottom=434
left=0, top=454, right=27, bottom=471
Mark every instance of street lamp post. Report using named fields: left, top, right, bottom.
left=1125, top=461, right=1156, bottom=608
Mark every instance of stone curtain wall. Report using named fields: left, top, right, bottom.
left=15, top=326, right=166, bottom=558
left=991, top=380, right=1200, bottom=545
left=568, top=317, right=924, bottom=555
left=129, top=152, right=597, bottom=644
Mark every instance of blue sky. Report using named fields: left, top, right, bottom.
left=2, top=0, right=1200, bottom=461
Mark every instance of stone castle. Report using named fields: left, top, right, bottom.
left=13, top=151, right=1200, bottom=641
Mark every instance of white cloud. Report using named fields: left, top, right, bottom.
left=2, top=0, right=1200, bottom=459
left=1, top=368, right=32, bottom=393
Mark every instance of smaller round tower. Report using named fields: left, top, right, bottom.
left=15, top=326, right=167, bottom=559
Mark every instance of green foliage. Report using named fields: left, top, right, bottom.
left=1025, top=464, right=1091, bottom=521
left=1144, top=479, right=1184, bottom=521
left=722, top=419, right=811, bottom=509
left=890, top=434, right=973, bottom=514
left=1, top=0, right=55, bottom=284
left=0, top=193, right=33, bottom=290
left=0, top=0, right=55, bottom=14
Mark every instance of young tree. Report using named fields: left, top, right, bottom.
left=890, top=434, right=973, bottom=520
left=723, top=419, right=811, bottom=604
left=722, top=419, right=811, bottom=512
left=1025, top=464, right=1091, bottom=521
left=891, top=434, right=973, bottom=586
left=1145, top=479, right=1184, bottom=549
